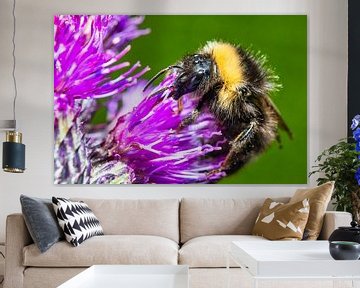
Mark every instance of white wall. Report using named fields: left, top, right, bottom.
left=0, top=0, right=348, bottom=242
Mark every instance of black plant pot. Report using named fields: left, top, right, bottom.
left=329, top=241, right=360, bottom=260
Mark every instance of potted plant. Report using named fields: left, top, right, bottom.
left=310, top=115, right=360, bottom=222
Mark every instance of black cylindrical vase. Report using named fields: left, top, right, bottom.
left=2, top=131, right=25, bottom=173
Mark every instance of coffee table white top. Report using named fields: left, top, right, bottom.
left=58, top=265, right=188, bottom=288
left=231, top=240, right=360, bottom=278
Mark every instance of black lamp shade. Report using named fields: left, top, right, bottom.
left=2, top=131, right=25, bottom=173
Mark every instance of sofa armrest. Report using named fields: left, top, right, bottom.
left=4, top=214, right=32, bottom=288
left=318, top=211, right=352, bottom=240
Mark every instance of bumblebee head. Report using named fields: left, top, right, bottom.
left=171, top=54, right=212, bottom=100
left=143, top=54, right=214, bottom=100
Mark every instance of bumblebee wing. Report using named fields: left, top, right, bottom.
left=264, top=96, right=293, bottom=140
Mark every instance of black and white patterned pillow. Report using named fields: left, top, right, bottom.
left=52, top=197, right=104, bottom=247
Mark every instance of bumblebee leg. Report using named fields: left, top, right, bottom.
left=222, top=121, right=256, bottom=170
left=230, top=121, right=256, bottom=145
left=177, top=97, right=207, bottom=131
left=177, top=98, right=184, bottom=114
left=177, top=109, right=200, bottom=132
left=207, top=121, right=256, bottom=176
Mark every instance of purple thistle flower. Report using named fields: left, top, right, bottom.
left=54, top=15, right=229, bottom=184
left=103, top=16, right=150, bottom=57
left=102, top=74, right=229, bottom=184
left=54, top=15, right=149, bottom=114
left=54, top=15, right=149, bottom=184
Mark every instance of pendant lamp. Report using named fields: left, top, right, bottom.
left=1, top=0, right=25, bottom=173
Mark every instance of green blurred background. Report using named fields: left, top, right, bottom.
left=123, top=15, right=307, bottom=184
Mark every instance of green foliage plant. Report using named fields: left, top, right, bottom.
left=310, top=139, right=360, bottom=222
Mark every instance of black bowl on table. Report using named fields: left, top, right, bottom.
left=329, top=241, right=360, bottom=260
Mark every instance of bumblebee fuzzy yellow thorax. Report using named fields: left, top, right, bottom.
left=202, top=41, right=244, bottom=108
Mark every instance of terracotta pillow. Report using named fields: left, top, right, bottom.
left=252, top=198, right=310, bottom=240
left=289, top=181, right=334, bottom=240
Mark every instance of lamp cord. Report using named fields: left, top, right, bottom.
left=11, top=0, right=17, bottom=129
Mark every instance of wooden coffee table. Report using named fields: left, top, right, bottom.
left=58, top=265, right=189, bottom=288
left=228, top=241, right=360, bottom=288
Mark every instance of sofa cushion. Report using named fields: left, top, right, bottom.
left=52, top=197, right=104, bottom=247
left=180, top=198, right=289, bottom=243
left=23, top=235, right=178, bottom=267
left=20, top=195, right=64, bottom=253
left=179, top=235, right=267, bottom=268
left=72, top=199, right=179, bottom=243
left=290, top=181, right=334, bottom=240
left=252, top=198, right=310, bottom=240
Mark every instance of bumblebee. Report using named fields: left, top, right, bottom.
left=144, top=40, right=292, bottom=174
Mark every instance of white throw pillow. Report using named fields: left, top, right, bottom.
left=52, top=197, right=104, bottom=246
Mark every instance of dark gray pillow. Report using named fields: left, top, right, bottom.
left=20, top=195, right=64, bottom=253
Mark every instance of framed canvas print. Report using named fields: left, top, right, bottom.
left=54, top=15, right=307, bottom=184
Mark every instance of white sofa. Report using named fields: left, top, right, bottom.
left=4, top=198, right=352, bottom=288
